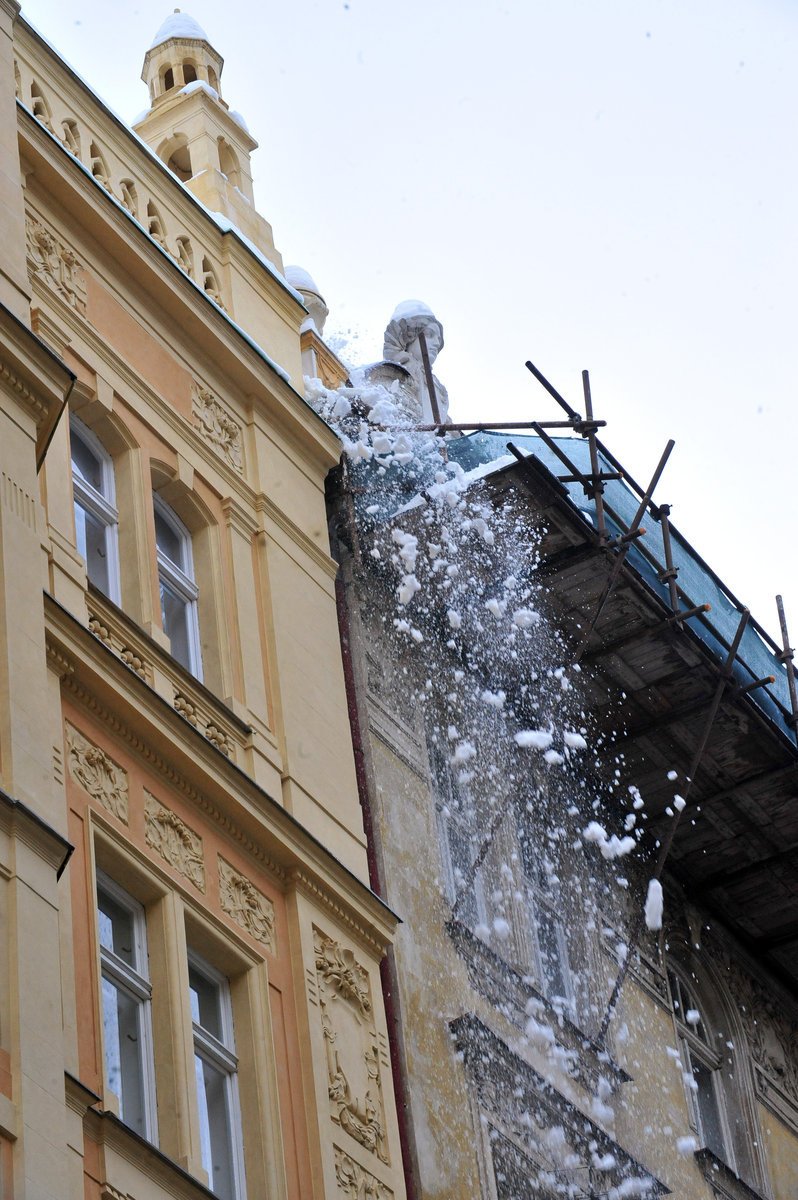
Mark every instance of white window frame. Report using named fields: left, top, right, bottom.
left=153, top=495, right=203, bottom=680
left=96, top=870, right=158, bottom=1143
left=668, top=967, right=735, bottom=1170
left=187, top=950, right=246, bottom=1200
left=523, top=877, right=573, bottom=1013
left=70, top=416, right=120, bottom=603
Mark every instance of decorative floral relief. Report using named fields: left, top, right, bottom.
left=316, top=930, right=372, bottom=1015
left=191, top=383, right=243, bottom=473
left=314, top=929, right=388, bottom=1164
left=65, top=721, right=128, bottom=823
left=144, top=791, right=205, bottom=891
left=334, top=1146, right=392, bottom=1200
left=218, top=856, right=275, bottom=952
left=25, top=214, right=87, bottom=315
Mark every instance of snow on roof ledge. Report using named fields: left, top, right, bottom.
left=150, top=10, right=209, bottom=49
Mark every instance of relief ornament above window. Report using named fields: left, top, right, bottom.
left=144, top=790, right=205, bottom=891
left=218, top=856, right=276, bottom=953
left=26, top=213, right=87, bottom=315
left=191, top=382, right=244, bottom=474
left=65, top=721, right=128, bottom=823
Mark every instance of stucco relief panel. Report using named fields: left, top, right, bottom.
left=144, top=790, right=205, bottom=891
left=334, top=1145, right=393, bottom=1200
left=65, top=721, right=128, bottom=823
left=25, top=213, right=87, bottom=315
left=313, top=928, right=389, bottom=1165
left=191, top=382, right=243, bottom=474
left=218, top=856, right=276, bottom=953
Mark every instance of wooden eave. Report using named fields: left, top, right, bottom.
left=480, top=454, right=798, bottom=992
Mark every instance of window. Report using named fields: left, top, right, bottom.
left=96, top=873, right=157, bottom=1141
left=188, top=953, right=245, bottom=1200
left=519, top=839, right=571, bottom=1010
left=71, top=417, right=120, bottom=602
left=429, top=737, right=487, bottom=930
left=154, top=497, right=202, bottom=678
left=668, top=967, right=731, bottom=1166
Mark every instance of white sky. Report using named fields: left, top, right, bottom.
left=20, top=0, right=798, bottom=643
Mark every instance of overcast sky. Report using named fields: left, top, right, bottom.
left=20, top=0, right=798, bottom=643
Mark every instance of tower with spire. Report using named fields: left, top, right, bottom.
left=134, top=8, right=279, bottom=262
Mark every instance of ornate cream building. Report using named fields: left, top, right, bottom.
left=0, top=5, right=406, bottom=1198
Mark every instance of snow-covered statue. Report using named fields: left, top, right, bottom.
left=381, top=300, right=449, bottom=424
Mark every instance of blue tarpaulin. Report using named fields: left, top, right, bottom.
left=446, top=431, right=797, bottom=749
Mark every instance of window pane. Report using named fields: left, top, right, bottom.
left=97, top=887, right=136, bottom=967
left=102, top=976, right=147, bottom=1137
left=75, top=501, right=111, bottom=594
left=691, top=1055, right=726, bottom=1161
left=154, top=508, right=185, bottom=568
left=71, top=428, right=104, bottom=491
left=195, top=1054, right=235, bottom=1200
left=445, top=819, right=479, bottom=928
left=189, top=966, right=223, bottom=1040
left=535, top=903, right=568, bottom=1002
left=160, top=579, right=193, bottom=670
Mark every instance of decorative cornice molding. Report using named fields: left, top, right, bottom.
left=292, top=869, right=388, bottom=957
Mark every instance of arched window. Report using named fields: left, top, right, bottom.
left=70, top=417, right=120, bottom=602
left=119, top=179, right=138, bottom=219
left=207, top=66, right=219, bottom=92
left=202, top=257, right=224, bottom=308
left=217, top=139, right=241, bottom=189
left=668, top=966, right=732, bottom=1166
left=163, top=66, right=175, bottom=91
left=175, top=236, right=194, bottom=276
left=182, top=60, right=197, bottom=85
left=61, top=119, right=81, bottom=158
left=147, top=200, right=167, bottom=248
left=153, top=497, right=202, bottom=679
left=30, top=82, right=53, bottom=130
left=166, top=138, right=192, bottom=183
left=90, top=141, right=111, bottom=189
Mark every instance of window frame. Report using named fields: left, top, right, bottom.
left=70, top=416, right=121, bottom=604
left=187, top=949, right=246, bottom=1200
left=95, top=870, right=158, bottom=1143
left=522, top=876, right=573, bottom=1013
left=668, top=966, right=735, bottom=1170
left=153, top=494, right=203, bottom=680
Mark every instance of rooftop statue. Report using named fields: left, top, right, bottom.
left=381, top=300, right=449, bottom=424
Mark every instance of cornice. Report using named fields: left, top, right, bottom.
left=16, top=19, right=303, bottom=323
left=0, top=300, right=74, bottom=439
left=18, top=116, right=339, bottom=474
left=0, top=786, right=73, bottom=878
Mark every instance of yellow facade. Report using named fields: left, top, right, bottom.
left=0, top=5, right=405, bottom=1199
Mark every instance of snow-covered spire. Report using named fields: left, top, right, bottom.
left=150, top=9, right=209, bottom=50
left=134, top=11, right=280, bottom=261
left=141, top=9, right=224, bottom=107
